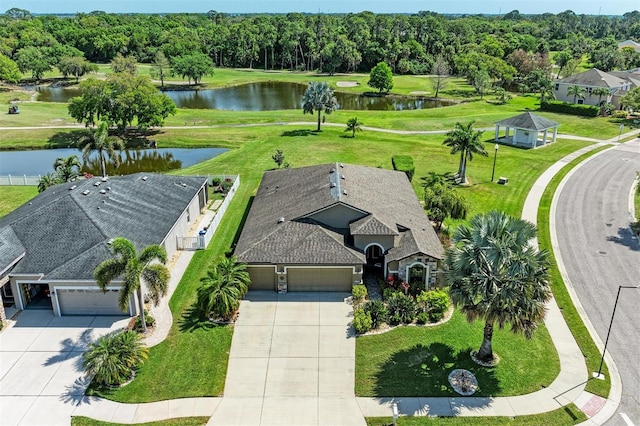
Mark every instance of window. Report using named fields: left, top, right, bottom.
left=555, top=84, right=559, bottom=91
left=577, top=99, right=584, bottom=104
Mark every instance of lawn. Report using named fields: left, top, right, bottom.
left=355, top=311, right=559, bottom=397
left=0, top=186, right=38, bottom=217
left=71, top=417, right=209, bottom=426
left=365, top=403, right=587, bottom=425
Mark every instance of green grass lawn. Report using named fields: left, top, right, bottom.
left=71, top=417, right=209, bottom=426
left=0, top=186, right=38, bottom=217
left=355, top=311, right=559, bottom=397
left=366, top=403, right=587, bottom=425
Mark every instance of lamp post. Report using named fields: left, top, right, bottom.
left=491, top=144, right=499, bottom=182
left=596, top=284, right=640, bottom=378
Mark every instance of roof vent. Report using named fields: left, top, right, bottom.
left=69, top=185, right=77, bottom=190
left=93, top=181, right=101, bottom=187
left=82, top=190, right=90, bottom=195
left=339, top=163, right=344, bottom=168
left=343, top=189, right=348, bottom=195
left=107, top=238, right=114, bottom=245
left=330, top=182, right=337, bottom=188
left=330, top=168, right=336, bottom=173
left=107, top=187, right=111, bottom=191
left=181, top=183, right=187, bottom=187
left=141, top=176, right=148, bottom=181
left=99, top=189, right=106, bottom=194
left=278, top=217, right=285, bottom=223
left=341, top=174, right=345, bottom=180
left=101, top=176, right=108, bottom=182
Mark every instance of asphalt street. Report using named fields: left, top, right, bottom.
left=554, top=140, right=640, bottom=426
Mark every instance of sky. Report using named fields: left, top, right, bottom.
left=1, top=0, right=635, bottom=16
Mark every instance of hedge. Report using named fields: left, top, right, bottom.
left=391, top=155, right=415, bottom=182
left=540, top=100, right=599, bottom=117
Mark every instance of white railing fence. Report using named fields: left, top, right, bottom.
left=0, top=175, right=41, bottom=186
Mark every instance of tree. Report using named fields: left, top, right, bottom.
left=553, top=50, right=573, bottom=78
left=58, top=56, right=98, bottom=82
left=196, top=256, right=250, bottom=321
left=0, top=54, right=22, bottom=84
left=345, top=117, right=363, bottom=138
left=15, top=46, right=54, bottom=80
left=82, top=330, right=148, bottom=386
left=430, top=56, right=449, bottom=99
left=77, top=122, right=124, bottom=178
left=421, top=175, right=468, bottom=230
left=567, top=84, right=586, bottom=104
left=620, top=87, right=640, bottom=111
left=302, top=81, right=338, bottom=132
left=272, top=149, right=285, bottom=168
left=472, top=69, right=491, bottom=99
left=150, top=51, right=170, bottom=89
left=110, top=54, right=138, bottom=75
left=442, top=121, right=487, bottom=184
left=53, top=155, right=81, bottom=182
left=94, top=237, right=170, bottom=333
left=172, top=53, right=214, bottom=85
left=445, top=211, right=552, bottom=363
left=368, top=61, right=393, bottom=93
left=591, top=87, right=610, bottom=106
left=37, top=173, right=60, bottom=193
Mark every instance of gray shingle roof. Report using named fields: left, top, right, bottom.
left=558, top=68, right=627, bottom=88
left=495, top=111, right=559, bottom=131
left=0, top=173, right=207, bottom=280
left=236, top=163, right=444, bottom=265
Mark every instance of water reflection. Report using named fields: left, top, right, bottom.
left=83, top=150, right=182, bottom=176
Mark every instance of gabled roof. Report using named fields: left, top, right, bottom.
left=236, top=163, right=444, bottom=264
left=558, top=68, right=627, bottom=88
left=495, top=111, right=559, bottom=131
left=0, top=173, right=207, bottom=280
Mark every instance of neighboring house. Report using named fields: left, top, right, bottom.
left=494, top=111, right=560, bottom=148
left=0, top=173, right=208, bottom=319
left=618, top=39, right=640, bottom=53
left=554, top=68, right=634, bottom=108
left=235, top=163, right=444, bottom=292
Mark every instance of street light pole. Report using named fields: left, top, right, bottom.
left=491, top=144, right=499, bottom=182
left=596, top=284, right=640, bottom=378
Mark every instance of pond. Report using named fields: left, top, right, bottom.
left=26, top=81, right=456, bottom=111
left=0, top=147, right=227, bottom=176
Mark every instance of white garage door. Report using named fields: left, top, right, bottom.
left=287, top=268, right=353, bottom=292
left=57, top=288, right=126, bottom=316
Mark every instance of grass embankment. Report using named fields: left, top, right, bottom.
left=0, top=186, right=38, bottom=217
left=536, top=144, right=612, bottom=397
left=355, top=311, right=558, bottom=397
left=366, top=403, right=587, bottom=426
left=71, top=417, right=209, bottom=426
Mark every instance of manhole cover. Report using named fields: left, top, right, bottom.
left=606, top=223, right=612, bottom=227
left=597, top=250, right=607, bottom=255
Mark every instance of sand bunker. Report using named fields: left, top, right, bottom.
left=336, top=81, right=358, bottom=87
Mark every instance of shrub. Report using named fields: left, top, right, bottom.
left=82, top=330, right=149, bottom=386
left=392, top=155, right=415, bottom=182
left=540, top=100, right=599, bottom=117
left=352, top=285, right=368, bottom=305
left=134, top=310, right=155, bottom=332
left=386, top=292, right=416, bottom=324
left=221, top=179, right=234, bottom=194
left=383, top=287, right=400, bottom=301
left=363, top=300, right=388, bottom=329
left=416, top=289, right=450, bottom=322
left=210, top=177, right=222, bottom=187
left=416, top=312, right=430, bottom=324
left=612, top=110, right=627, bottom=119
left=353, top=307, right=373, bottom=334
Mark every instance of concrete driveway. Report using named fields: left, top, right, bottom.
left=0, top=310, right=128, bottom=425
left=208, top=291, right=366, bottom=426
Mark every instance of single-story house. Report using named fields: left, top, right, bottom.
left=235, top=163, right=444, bottom=292
left=0, top=173, right=208, bottom=319
left=618, top=40, right=640, bottom=53
left=494, top=111, right=560, bottom=148
left=554, top=68, right=634, bottom=108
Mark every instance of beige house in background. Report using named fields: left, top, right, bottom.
left=554, top=68, right=635, bottom=108
left=618, top=39, right=640, bottom=53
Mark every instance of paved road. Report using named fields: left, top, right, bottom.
left=553, top=140, right=640, bottom=426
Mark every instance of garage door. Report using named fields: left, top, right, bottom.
left=56, top=288, right=126, bottom=315
left=248, top=267, right=276, bottom=291
left=287, top=268, right=353, bottom=292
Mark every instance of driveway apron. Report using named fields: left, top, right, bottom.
left=208, top=291, right=366, bottom=426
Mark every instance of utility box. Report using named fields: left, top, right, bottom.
left=498, top=177, right=509, bottom=185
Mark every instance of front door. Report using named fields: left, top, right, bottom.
left=409, top=264, right=427, bottom=289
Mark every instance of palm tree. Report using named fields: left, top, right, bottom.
left=591, top=87, right=610, bottom=105
left=196, top=256, right=250, bottom=321
left=94, top=238, right=170, bottom=333
left=82, top=330, right=148, bottom=386
left=345, top=117, right=363, bottom=138
left=444, top=211, right=552, bottom=363
left=566, top=84, right=586, bottom=104
left=442, top=121, right=488, bottom=184
left=78, top=122, right=124, bottom=178
left=53, top=155, right=82, bottom=182
left=37, top=173, right=60, bottom=193
left=302, top=81, right=339, bottom=132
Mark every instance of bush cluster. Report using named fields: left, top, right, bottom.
left=351, top=285, right=367, bottom=305
left=391, top=155, right=415, bottom=182
left=540, top=100, right=599, bottom=117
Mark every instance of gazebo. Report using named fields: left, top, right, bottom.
left=494, top=111, right=560, bottom=148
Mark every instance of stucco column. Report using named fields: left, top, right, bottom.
left=494, top=125, right=500, bottom=141
left=543, top=129, right=548, bottom=146
left=552, top=127, right=558, bottom=142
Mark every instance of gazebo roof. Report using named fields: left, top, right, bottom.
left=495, top=111, right=559, bottom=131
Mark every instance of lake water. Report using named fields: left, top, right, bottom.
left=27, top=81, right=455, bottom=111
left=0, top=147, right=227, bottom=176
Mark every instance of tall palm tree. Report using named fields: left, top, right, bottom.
left=345, top=117, right=363, bottom=138
left=53, top=155, right=82, bottom=182
left=442, top=121, right=488, bottom=184
left=78, top=122, right=124, bottom=178
left=196, top=256, right=250, bottom=321
left=302, top=81, right=339, bottom=132
left=566, top=84, right=586, bottom=104
left=94, top=237, right=170, bottom=332
left=444, top=211, right=552, bottom=363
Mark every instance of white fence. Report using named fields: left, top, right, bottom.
left=0, top=175, right=41, bottom=186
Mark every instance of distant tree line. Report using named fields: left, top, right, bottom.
left=1, top=8, right=640, bottom=85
